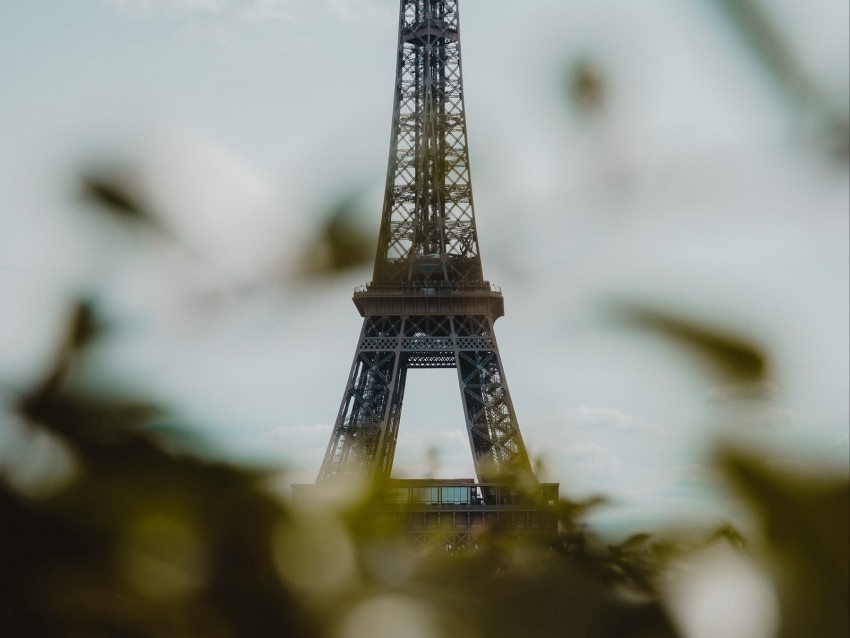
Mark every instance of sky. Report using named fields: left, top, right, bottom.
left=1, top=0, right=848, bottom=534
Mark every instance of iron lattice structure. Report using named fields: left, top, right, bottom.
left=318, top=0, right=534, bottom=487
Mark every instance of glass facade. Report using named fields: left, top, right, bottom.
left=412, top=487, right=440, bottom=504
left=441, top=486, right=468, bottom=503
left=291, top=481, right=560, bottom=549
left=351, top=481, right=557, bottom=510
left=387, top=485, right=473, bottom=504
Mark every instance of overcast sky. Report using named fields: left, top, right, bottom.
left=1, top=0, right=848, bottom=534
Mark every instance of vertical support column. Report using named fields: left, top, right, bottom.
left=318, top=317, right=409, bottom=482
left=453, top=316, right=532, bottom=482
left=377, top=329, right=408, bottom=478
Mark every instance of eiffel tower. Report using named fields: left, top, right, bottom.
left=315, top=1, right=553, bottom=524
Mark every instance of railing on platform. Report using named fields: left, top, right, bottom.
left=353, top=282, right=502, bottom=296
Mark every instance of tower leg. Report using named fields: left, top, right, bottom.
left=318, top=314, right=532, bottom=485
left=453, top=316, right=532, bottom=482
left=318, top=317, right=407, bottom=482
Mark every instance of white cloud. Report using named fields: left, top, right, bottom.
left=102, top=0, right=228, bottom=16
left=654, top=464, right=724, bottom=499
left=102, top=0, right=391, bottom=23
left=564, top=406, right=665, bottom=434
left=256, top=424, right=332, bottom=462
left=530, top=438, right=626, bottom=495
left=237, top=0, right=392, bottom=23
left=523, top=410, right=671, bottom=497
left=138, top=130, right=299, bottom=281
left=239, top=0, right=299, bottom=22
left=745, top=406, right=795, bottom=428
left=266, top=424, right=332, bottom=439
left=183, top=0, right=226, bottom=10
left=101, top=0, right=153, bottom=15
left=437, top=430, right=466, bottom=444
left=558, top=441, right=607, bottom=458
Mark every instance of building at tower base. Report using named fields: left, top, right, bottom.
left=294, top=479, right=560, bottom=549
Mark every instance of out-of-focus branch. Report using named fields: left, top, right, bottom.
left=706, top=0, right=849, bottom=159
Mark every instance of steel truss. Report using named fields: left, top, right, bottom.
left=317, top=0, right=536, bottom=492
left=317, top=314, right=531, bottom=482
left=375, top=0, right=480, bottom=286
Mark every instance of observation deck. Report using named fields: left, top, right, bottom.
left=401, top=17, right=459, bottom=46
left=353, top=282, right=504, bottom=319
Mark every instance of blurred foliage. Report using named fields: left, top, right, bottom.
left=605, top=302, right=769, bottom=386
left=704, top=0, right=849, bottom=159
left=80, top=166, right=167, bottom=237
left=566, top=58, right=608, bottom=119
left=0, top=301, right=673, bottom=637
left=1, top=297, right=847, bottom=637
left=602, top=298, right=848, bottom=638
left=2, top=4, right=847, bottom=634
left=304, top=191, right=376, bottom=277
left=719, top=449, right=849, bottom=638
left=2, top=301, right=316, bottom=638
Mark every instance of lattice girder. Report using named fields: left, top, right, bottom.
left=318, top=314, right=532, bottom=483
left=374, top=0, right=482, bottom=286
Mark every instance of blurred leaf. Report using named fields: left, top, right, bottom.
left=66, top=299, right=101, bottom=354
left=706, top=0, right=849, bottom=159
left=566, top=57, right=608, bottom=117
left=705, top=522, right=747, bottom=550
left=1, top=292, right=323, bottom=636
left=19, top=387, right=162, bottom=450
left=615, top=532, right=653, bottom=552
left=416, top=546, right=677, bottom=638
left=719, top=448, right=850, bottom=638
left=606, top=303, right=769, bottom=384
left=306, top=191, right=375, bottom=276
left=80, top=167, right=168, bottom=234
left=558, top=494, right=609, bottom=524
left=7, top=393, right=317, bottom=637
left=81, top=175, right=139, bottom=215
left=17, top=299, right=104, bottom=417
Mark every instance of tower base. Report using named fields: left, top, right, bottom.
left=293, top=479, right=560, bottom=550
